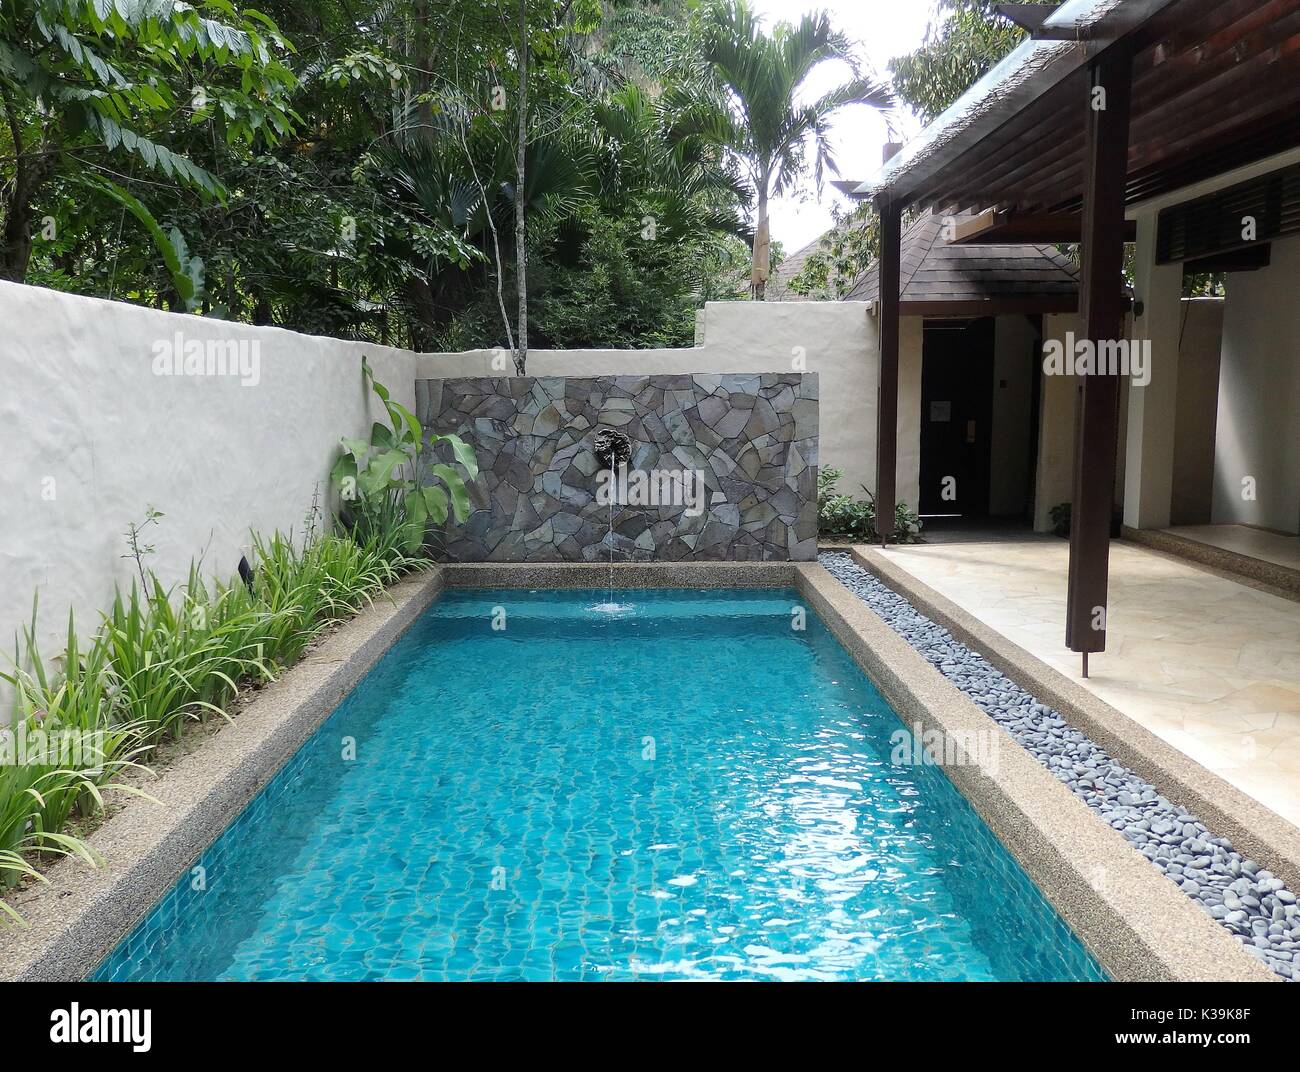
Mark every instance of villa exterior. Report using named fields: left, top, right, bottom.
left=854, top=0, right=1300, bottom=663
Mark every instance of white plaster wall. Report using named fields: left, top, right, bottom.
left=1033, top=314, right=1083, bottom=531
left=897, top=317, right=924, bottom=514
left=418, top=299, right=905, bottom=502
left=0, top=281, right=419, bottom=666
left=1212, top=234, right=1300, bottom=534
left=1123, top=209, right=1186, bottom=531
left=1031, top=313, right=1139, bottom=532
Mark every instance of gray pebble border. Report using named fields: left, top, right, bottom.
left=819, top=551, right=1300, bottom=981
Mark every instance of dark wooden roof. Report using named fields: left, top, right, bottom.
left=768, top=211, right=1081, bottom=314
left=863, top=0, right=1300, bottom=217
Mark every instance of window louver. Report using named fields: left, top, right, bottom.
left=1157, top=164, right=1300, bottom=265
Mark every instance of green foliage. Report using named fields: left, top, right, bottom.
left=82, top=178, right=207, bottom=310
left=1184, top=272, right=1225, bottom=299
left=818, top=466, right=923, bottom=544
left=0, top=515, right=420, bottom=919
left=2, top=0, right=299, bottom=169
left=529, top=201, right=742, bottom=348
left=0, top=0, right=300, bottom=282
left=889, top=0, right=1030, bottom=123
left=788, top=2, right=1034, bottom=303
left=7, top=0, right=755, bottom=343
left=0, top=604, right=151, bottom=918
left=668, top=0, right=892, bottom=296
left=789, top=201, right=879, bottom=300
left=599, top=0, right=696, bottom=85
left=688, top=1, right=891, bottom=198
left=330, top=358, right=479, bottom=554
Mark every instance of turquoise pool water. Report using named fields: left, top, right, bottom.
left=94, top=589, right=1106, bottom=981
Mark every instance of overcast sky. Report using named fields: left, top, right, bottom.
left=746, top=0, right=937, bottom=252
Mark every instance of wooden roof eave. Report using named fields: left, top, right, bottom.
left=856, top=0, right=1187, bottom=205
left=865, top=0, right=1300, bottom=218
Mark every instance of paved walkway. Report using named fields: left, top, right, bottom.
left=877, top=536, right=1300, bottom=829
left=1165, top=524, right=1300, bottom=573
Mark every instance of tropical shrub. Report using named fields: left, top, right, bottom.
left=0, top=607, right=153, bottom=916
left=818, top=467, right=923, bottom=544
left=1047, top=501, right=1123, bottom=539
left=0, top=763, right=109, bottom=923
left=330, top=358, right=479, bottom=555
left=0, top=519, right=421, bottom=921
left=249, top=529, right=414, bottom=661
left=10, top=2, right=756, bottom=351
left=1049, top=502, right=1072, bottom=538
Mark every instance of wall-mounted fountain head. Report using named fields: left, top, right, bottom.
left=592, top=428, right=633, bottom=471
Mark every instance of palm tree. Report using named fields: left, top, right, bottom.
left=685, top=1, right=893, bottom=299
left=593, top=84, right=752, bottom=249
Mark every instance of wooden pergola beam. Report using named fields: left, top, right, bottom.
left=948, top=209, right=1136, bottom=245
left=1065, top=49, right=1134, bottom=675
left=901, top=0, right=1300, bottom=215
left=875, top=196, right=902, bottom=547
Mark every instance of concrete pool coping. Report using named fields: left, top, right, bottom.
left=0, top=558, right=1272, bottom=982
left=0, top=568, right=445, bottom=982
left=846, top=544, right=1300, bottom=901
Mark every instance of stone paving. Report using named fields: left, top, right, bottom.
left=879, top=536, right=1300, bottom=829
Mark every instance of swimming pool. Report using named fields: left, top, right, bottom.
left=94, top=589, right=1106, bottom=981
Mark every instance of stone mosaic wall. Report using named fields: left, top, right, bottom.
left=416, top=374, right=819, bottom=561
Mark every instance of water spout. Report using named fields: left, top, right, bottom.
left=591, top=429, right=634, bottom=616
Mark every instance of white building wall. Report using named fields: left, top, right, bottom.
left=1033, top=314, right=1085, bottom=532
left=0, top=281, right=420, bottom=667
left=1211, top=233, right=1300, bottom=534
left=1123, top=210, right=1186, bottom=530
left=898, top=317, right=924, bottom=515
left=1032, top=312, right=1167, bottom=533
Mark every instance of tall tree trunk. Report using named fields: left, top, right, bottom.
left=402, top=277, right=440, bottom=351
left=513, top=0, right=529, bottom=375
left=252, top=295, right=274, bottom=327
left=0, top=91, right=52, bottom=283
left=412, top=0, right=433, bottom=137
left=751, top=184, right=770, bottom=301
left=454, top=96, right=515, bottom=362
left=0, top=186, right=38, bottom=282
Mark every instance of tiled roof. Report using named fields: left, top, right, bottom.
left=764, top=226, right=849, bottom=301
left=769, top=211, right=1080, bottom=308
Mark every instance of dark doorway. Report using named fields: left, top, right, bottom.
left=919, top=318, right=995, bottom=517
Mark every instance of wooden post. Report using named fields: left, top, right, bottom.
left=875, top=195, right=902, bottom=547
left=1066, top=49, right=1133, bottom=662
